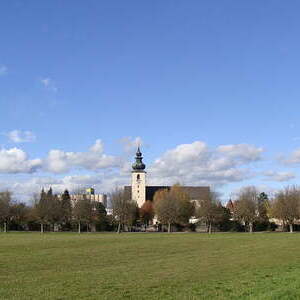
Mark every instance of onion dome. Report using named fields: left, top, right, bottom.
left=132, top=147, right=146, bottom=171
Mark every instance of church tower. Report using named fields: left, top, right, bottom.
left=131, top=147, right=146, bottom=207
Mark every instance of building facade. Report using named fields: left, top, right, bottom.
left=69, top=193, right=107, bottom=208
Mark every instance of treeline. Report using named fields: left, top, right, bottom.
left=2, top=184, right=300, bottom=233
left=230, top=186, right=300, bottom=233
left=111, top=185, right=270, bottom=233
left=111, top=185, right=300, bottom=233
left=0, top=188, right=113, bottom=233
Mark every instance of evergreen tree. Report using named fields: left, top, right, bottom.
left=90, top=201, right=107, bottom=232
left=61, top=189, right=72, bottom=228
left=257, top=192, right=269, bottom=222
left=35, top=188, right=51, bottom=233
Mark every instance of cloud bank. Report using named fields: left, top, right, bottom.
left=45, top=139, right=121, bottom=173
left=0, top=139, right=297, bottom=200
left=148, top=142, right=263, bottom=186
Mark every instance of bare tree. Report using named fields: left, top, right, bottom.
left=10, top=202, right=29, bottom=230
left=111, top=188, right=137, bottom=233
left=172, top=185, right=195, bottom=225
left=153, top=184, right=194, bottom=233
left=140, top=200, right=154, bottom=226
left=270, top=186, right=300, bottom=233
left=73, top=195, right=93, bottom=233
left=153, top=189, right=175, bottom=233
left=196, top=191, right=225, bottom=234
left=233, top=186, right=258, bottom=233
left=0, top=191, right=12, bottom=232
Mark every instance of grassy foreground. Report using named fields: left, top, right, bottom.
left=1, top=233, right=300, bottom=299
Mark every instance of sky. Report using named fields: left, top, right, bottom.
left=1, top=1, right=300, bottom=202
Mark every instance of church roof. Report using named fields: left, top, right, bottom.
left=124, top=185, right=210, bottom=201
left=226, top=199, right=235, bottom=212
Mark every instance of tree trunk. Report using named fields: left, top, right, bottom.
left=78, top=221, right=81, bottom=234
left=208, top=223, right=212, bottom=234
left=282, top=220, right=286, bottom=232
left=168, top=222, right=171, bottom=233
left=117, top=222, right=121, bottom=234
left=289, top=223, right=293, bottom=233
left=249, top=222, right=253, bottom=233
left=40, top=223, right=44, bottom=233
left=90, top=223, right=96, bottom=232
left=4, top=221, right=7, bottom=233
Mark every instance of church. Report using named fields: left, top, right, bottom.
left=124, top=147, right=210, bottom=207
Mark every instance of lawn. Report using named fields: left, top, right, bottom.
left=1, top=232, right=300, bottom=299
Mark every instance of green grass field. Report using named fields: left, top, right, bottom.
left=1, top=232, right=300, bottom=299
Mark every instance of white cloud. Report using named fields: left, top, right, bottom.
left=263, top=171, right=296, bottom=182
left=40, top=77, right=57, bottom=92
left=148, top=141, right=263, bottom=186
left=6, top=130, right=36, bottom=143
left=0, top=148, right=42, bottom=173
left=217, top=144, right=263, bottom=163
left=44, top=139, right=121, bottom=173
left=120, top=136, right=143, bottom=153
left=0, top=140, right=122, bottom=175
left=0, top=65, right=7, bottom=76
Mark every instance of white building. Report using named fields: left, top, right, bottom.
left=69, top=192, right=107, bottom=208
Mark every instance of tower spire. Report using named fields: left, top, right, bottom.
left=132, top=146, right=146, bottom=171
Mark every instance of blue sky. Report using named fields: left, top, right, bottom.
left=1, top=1, right=300, bottom=202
